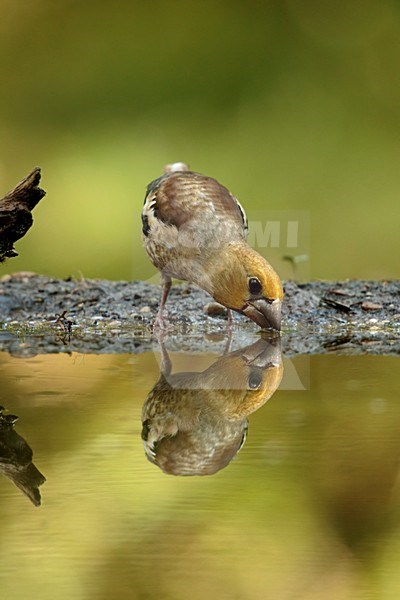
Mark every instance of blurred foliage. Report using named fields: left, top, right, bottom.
left=0, top=0, right=399, bottom=280
left=0, top=351, right=399, bottom=598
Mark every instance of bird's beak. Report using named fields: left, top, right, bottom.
left=241, top=337, right=282, bottom=368
left=242, top=298, right=282, bottom=331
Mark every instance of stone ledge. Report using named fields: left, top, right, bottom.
left=0, top=274, right=399, bottom=356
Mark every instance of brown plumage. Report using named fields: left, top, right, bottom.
left=141, top=337, right=283, bottom=476
left=141, top=163, right=283, bottom=330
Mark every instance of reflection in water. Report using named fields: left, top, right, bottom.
left=142, top=336, right=283, bottom=476
left=0, top=407, right=46, bottom=506
left=1, top=351, right=399, bottom=599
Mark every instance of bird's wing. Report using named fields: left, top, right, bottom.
left=142, top=171, right=248, bottom=239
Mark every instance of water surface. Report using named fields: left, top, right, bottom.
left=0, top=344, right=399, bottom=600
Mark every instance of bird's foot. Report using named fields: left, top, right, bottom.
left=152, top=312, right=169, bottom=332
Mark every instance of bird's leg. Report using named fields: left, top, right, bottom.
left=157, top=335, right=172, bottom=378
left=223, top=329, right=234, bottom=355
left=153, top=273, right=172, bottom=331
left=221, top=309, right=234, bottom=355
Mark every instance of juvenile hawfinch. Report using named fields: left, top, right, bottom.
left=141, top=163, right=283, bottom=330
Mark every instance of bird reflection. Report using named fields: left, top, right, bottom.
left=0, top=407, right=46, bottom=506
left=142, top=336, right=283, bottom=476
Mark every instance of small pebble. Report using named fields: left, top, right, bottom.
left=361, top=301, right=383, bottom=311
left=14, top=271, right=36, bottom=279
left=140, top=306, right=151, bottom=314
left=203, top=302, right=227, bottom=317
left=205, top=332, right=226, bottom=342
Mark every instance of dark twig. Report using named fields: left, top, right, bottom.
left=54, top=310, right=73, bottom=334
left=0, top=167, right=46, bottom=262
left=321, top=296, right=353, bottom=313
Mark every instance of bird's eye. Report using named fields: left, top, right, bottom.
left=248, top=370, right=262, bottom=390
left=248, top=277, right=262, bottom=295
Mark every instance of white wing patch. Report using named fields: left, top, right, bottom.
left=143, top=193, right=157, bottom=215
left=141, top=193, right=160, bottom=238
left=230, top=193, right=248, bottom=236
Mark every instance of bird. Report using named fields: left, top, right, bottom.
left=141, top=336, right=283, bottom=476
left=141, top=162, right=283, bottom=330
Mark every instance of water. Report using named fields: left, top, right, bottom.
left=0, top=341, right=399, bottom=600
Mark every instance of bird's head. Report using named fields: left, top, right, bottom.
left=208, top=243, right=283, bottom=330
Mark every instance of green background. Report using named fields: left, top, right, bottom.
left=0, top=0, right=399, bottom=281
